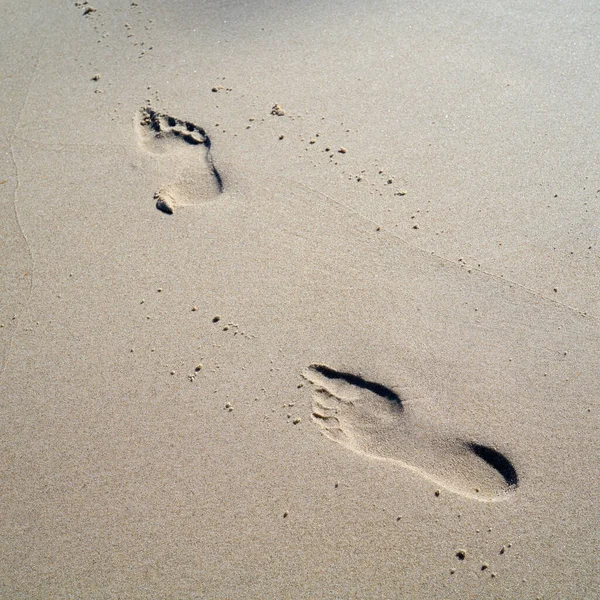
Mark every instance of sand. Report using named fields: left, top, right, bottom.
left=1, top=0, right=598, bottom=597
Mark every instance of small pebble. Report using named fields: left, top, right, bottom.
left=195, top=364, right=203, bottom=372
left=213, top=315, right=221, bottom=322
left=283, top=511, right=288, bottom=518
left=456, top=550, right=466, bottom=560
left=292, top=418, right=301, bottom=425
left=338, top=147, right=347, bottom=154
left=191, top=306, right=198, bottom=311
left=91, top=73, right=101, bottom=81
left=481, top=563, right=489, bottom=571
left=434, top=489, right=440, bottom=497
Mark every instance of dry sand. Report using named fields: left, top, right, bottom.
left=1, top=0, right=598, bottom=597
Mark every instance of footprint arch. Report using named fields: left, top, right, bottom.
left=303, top=363, right=518, bottom=502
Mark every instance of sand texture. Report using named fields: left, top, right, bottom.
left=1, top=1, right=598, bottom=598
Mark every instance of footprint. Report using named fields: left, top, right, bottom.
left=136, top=107, right=223, bottom=214
left=303, top=364, right=518, bottom=501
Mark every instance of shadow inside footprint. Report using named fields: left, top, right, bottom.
left=465, top=442, right=519, bottom=488
left=309, top=364, right=403, bottom=407
left=136, top=107, right=223, bottom=214
left=303, top=363, right=518, bottom=501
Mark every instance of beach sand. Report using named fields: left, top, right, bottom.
left=1, top=1, right=598, bottom=597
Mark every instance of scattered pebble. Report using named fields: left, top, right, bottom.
left=271, top=104, right=285, bottom=116
left=434, top=489, right=440, bottom=497
left=456, top=550, right=466, bottom=560
left=283, top=511, right=289, bottom=518
left=279, top=134, right=284, bottom=140
left=213, top=315, right=221, bottom=323
left=191, top=306, right=198, bottom=312
left=481, top=563, right=489, bottom=571
left=292, top=418, right=301, bottom=425
left=82, top=6, right=97, bottom=15
left=195, top=364, right=203, bottom=372
left=211, top=85, right=224, bottom=92
left=91, top=73, right=101, bottom=81
left=338, top=147, right=347, bottom=154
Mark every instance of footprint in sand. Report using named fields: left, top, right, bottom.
left=303, top=364, right=518, bottom=501
left=136, top=107, right=223, bottom=214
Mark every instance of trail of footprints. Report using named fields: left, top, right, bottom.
left=135, top=109, right=518, bottom=501
left=137, top=107, right=223, bottom=214
left=303, top=364, right=518, bottom=501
